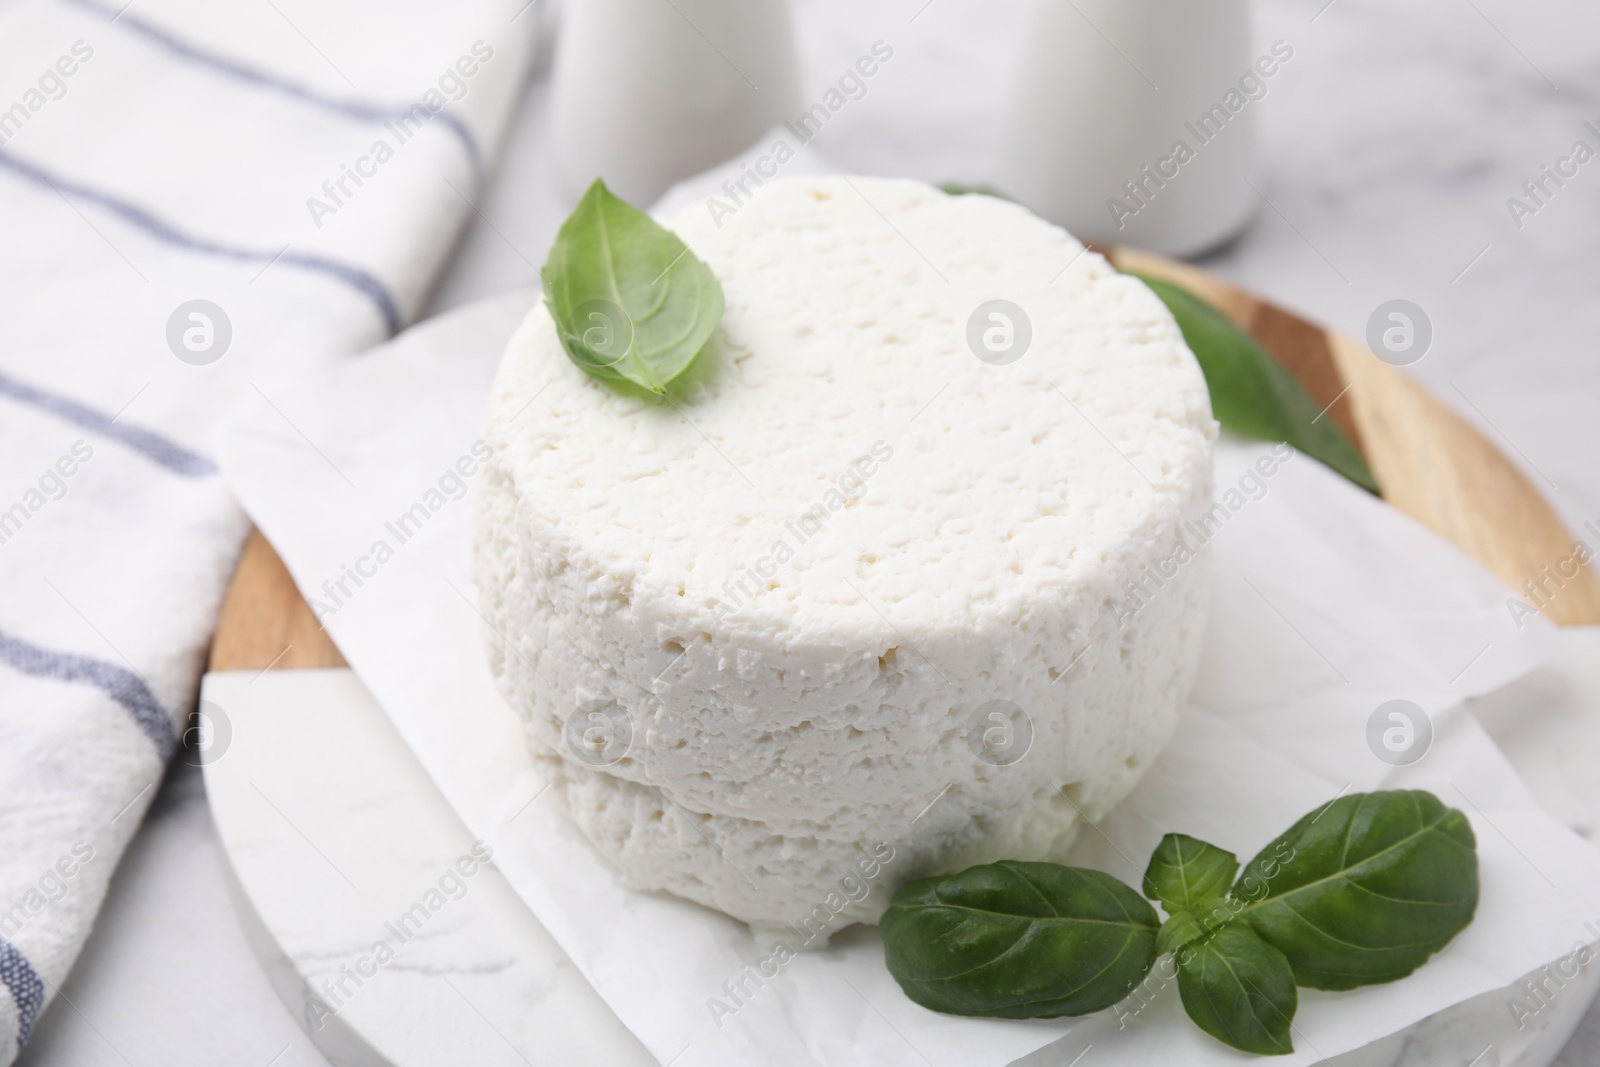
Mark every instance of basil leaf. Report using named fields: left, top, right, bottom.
left=880, top=860, right=1159, bottom=1018
left=1233, top=790, right=1479, bottom=991
left=1177, top=924, right=1297, bottom=1056
left=1156, top=911, right=1206, bottom=956
left=938, top=182, right=1013, bottom=200
left=1144, top=833, right=1238, bottom=918
left=542, top=178, right=724, bottom=394
left=1133, top=273, right=1381, bottom=494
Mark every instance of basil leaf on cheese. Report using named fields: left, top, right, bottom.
left=1144, top=832, right=1238, bottom=918
left=1177, top=924, right=1298, bottom=1056
left=880, top=861, right=1159, bottom=1018
left=542, top=178, right=724, bottom=394
left=1134, top=273, right=1380, bottom=494
left=1233, top=790, right=1479, bottom=991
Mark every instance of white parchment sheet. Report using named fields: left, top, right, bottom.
left=218, top=291, right=1600, bottom=1067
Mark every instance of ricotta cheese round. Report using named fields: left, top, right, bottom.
left=476, top=175, right=1216, bottom=936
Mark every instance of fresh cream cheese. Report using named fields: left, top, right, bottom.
left=475, top=175, right=1216, bottom=935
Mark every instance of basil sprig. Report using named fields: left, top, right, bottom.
left=880, top=790, right=1478, bottom=1056
left=1134, top=274, right=1381, bottom=494
left=542, top=178, right=724, bottom=394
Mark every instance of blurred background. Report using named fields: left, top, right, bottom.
left=5, top=0, right=1599, bottom=1062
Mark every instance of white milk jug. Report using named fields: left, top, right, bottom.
left=995, top=0, right=1264, bottom=257
left=549, top=0, right=800, bottom=206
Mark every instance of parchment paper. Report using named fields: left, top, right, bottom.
left=216, top=284, right=1600, bottom=1067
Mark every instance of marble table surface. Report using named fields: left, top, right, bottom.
left=18, top=0, right=1600, bottom=1062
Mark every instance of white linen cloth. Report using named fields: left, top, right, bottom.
left=0, top=2, right=537, bottom=1058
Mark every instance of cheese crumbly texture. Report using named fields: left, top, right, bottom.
left=476, top=175, right=1216, bottom=937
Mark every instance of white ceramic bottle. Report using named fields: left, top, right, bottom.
left=549, top=0, right=800, bottom=206
left=995, top=0, right=1262, bottom=258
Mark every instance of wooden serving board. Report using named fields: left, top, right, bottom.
left=209, top=250, right=1600, bottom=673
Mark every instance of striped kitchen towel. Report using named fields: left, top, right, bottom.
left=0, top=0, right=541, bottom=1057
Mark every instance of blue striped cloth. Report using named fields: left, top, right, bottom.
left=0, top=0, right=536, bottom=1057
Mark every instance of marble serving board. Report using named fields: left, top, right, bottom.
left=200, top=251, right=1600, bottom=1065
left=197, top=646, right=1600, bottom=1067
